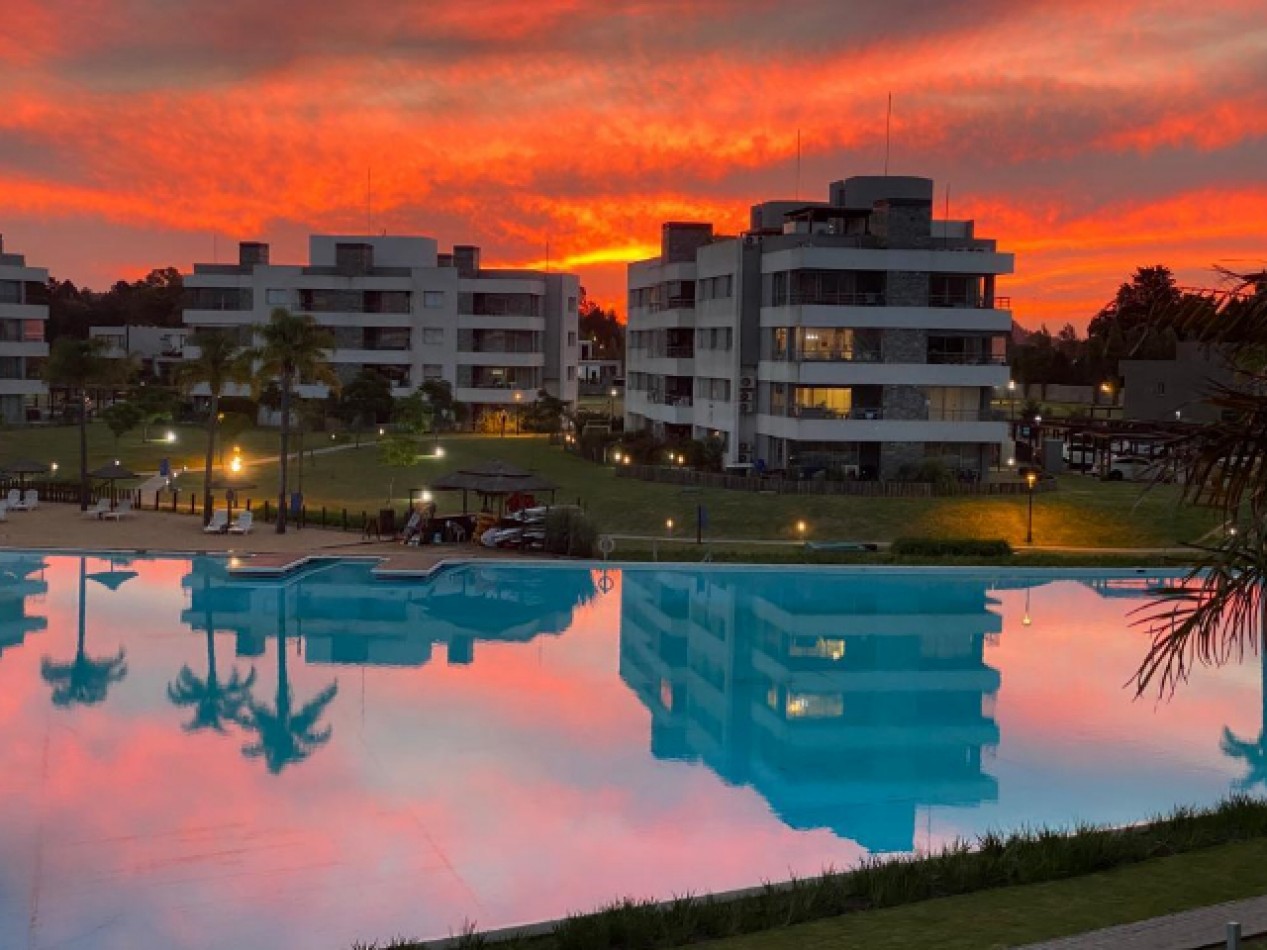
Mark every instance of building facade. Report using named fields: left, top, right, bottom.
left=625, top=177, right=1014, bottom=479
left=1121, top=341, right=1236, bottom=424
left=182, top=236, right=579, bottom=414
left=89, top=325, right=190, bottom=385
left=0, top=236, right=49, bottom=424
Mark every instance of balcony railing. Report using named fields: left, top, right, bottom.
left=778, top=291, right=887, bottom=307
left=772, top=348, right=882, bottom=363
left=929, top=295, right=1011, bottom=309
left=647, top=296, right=696, bottom=312
left=783, top=406, right=884, bottom=421
left=927, top=352, right=1009, bottom=365
left=647, top=393, right=693, bottom=407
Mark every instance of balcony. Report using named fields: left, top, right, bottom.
left=929, top=294, right=1011, bottom=309
left=927, top=352, right=1008, bottom=366
left=770, top=348, right=882, bottom=363
left=780, top=291, right=887, bottom=307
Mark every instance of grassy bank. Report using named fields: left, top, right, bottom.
left=360, top=797, right=1267, bottom=950
left=3, top=426, right=1221, bottom=548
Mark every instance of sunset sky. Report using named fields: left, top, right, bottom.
left=2, top=0, right=1264, bottom=330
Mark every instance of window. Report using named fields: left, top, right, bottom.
left=423, top=364, right=444, bottom=380
left=567, top=296, right=578, bottom=311
left=422, top=328, right=444, bottom=345
left=1153, top=382, right=1166, bottom=396
left=265, top=289, right=291, bottom=306
left=423, top=291, right=445, bottom=309
left=567, top=331, right=577, bottom=347
left=567, top=366, right=576, bottom=381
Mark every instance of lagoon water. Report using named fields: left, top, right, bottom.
left=0, top=553, right=1260, bottom=948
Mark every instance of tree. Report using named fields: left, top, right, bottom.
left=521, top=390, right=566, bottom=433
left=419, top=379, right=463, bottom=429
left=1132, top=286, right=1267, bottom=697
left=392, top=390, right=433, bottom=435
left=176, top=329, right=253, bottom=524
left=132, top=384, right=179, bottom=442
left=334, top=369, right=394, bottom=441
left=578, top=289, right=624, bottom=360
left=250, top=308, right=338, bottom=534
left=42, top=337, right=122, bottom=510
left=40, top=558, right=128, bottom=707
left=168, top=639, right=256, bottom=733
left=100, top=401, right=142, bottom=450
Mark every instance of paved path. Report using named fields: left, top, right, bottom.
left=1018, top=894, right=1267, bottom=949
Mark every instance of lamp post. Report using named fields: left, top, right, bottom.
left=1025, top=470, right=1038, bottom=544
left=609, top=387, right=618, bottom=427
left=514, top=391, right=522, bottom=434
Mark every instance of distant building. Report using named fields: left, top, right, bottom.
left=0, top=236, right=49, bottom=424
left=1121, top=341, right=1237, bottom=424
left=578, top=338, right=623, bottom=393
left=181, top=236, right=580, bottom=419
left=89, top=325, right=190, bottom=385
left=625, top=176, right=1014, bottom=479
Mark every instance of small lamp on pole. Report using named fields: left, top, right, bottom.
left=1025, top=470, right=1038, bottom=544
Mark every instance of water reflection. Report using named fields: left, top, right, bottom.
left=0, top=553, right=46, bottom=658
left=620, top=570, right=1010, bottom=851
left=40, top=556, right=128, bottom=707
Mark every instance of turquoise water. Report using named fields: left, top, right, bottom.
left=0, top=553, right=1260, bottom=948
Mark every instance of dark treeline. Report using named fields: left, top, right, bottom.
left=1011, top=264, right=1265, bottom=386
left=45, top=268, right=184, bottom=341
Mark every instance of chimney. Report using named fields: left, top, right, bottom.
left=239, top=242, right=270, bottom=267
left=453, top=245, right=480, bottom=278
left=335, top=242, right=375, bottom=275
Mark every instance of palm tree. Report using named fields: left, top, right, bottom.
left=40, top=558, right=128, bottom=707
left=238, top=592, right=338, bottom=774
left=1133, top=283, right=1267, bottom=696
left=250, top=309, right=338, bottom=534
left=42, top=338, right=122, bottom=510
left=168, top=630, right=256, bottom=733
left=177, top=329, right=253, bottom=525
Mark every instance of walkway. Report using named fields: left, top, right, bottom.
left=1018, top=894, right=1267, bottom=949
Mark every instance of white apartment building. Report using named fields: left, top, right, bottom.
left=625, top=176, right=1013, bottom=480
left=0, top=236, right=49, bottom=424
left=182, top=236, right=580, bottom=414
left=89, top=325, right=190, bottom=385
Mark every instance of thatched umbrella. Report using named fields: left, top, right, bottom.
left=428, top=459, right=559, bottom=513
left=90, top=461, right=138, bottom=509
left=1, top=458, right=49, bottom=491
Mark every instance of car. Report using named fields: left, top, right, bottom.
left=1105, top=455, right=1162, bottom=481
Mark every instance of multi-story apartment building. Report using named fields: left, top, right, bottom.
left=89, top=325, right=190, bottom=385
left=625, top=176, right=1014, bottom=479
left=182, top=236, right=579, bottom=416
left=0, top=236, right=49, bottom=424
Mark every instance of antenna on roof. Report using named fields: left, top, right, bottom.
left=366, top=168, right=372, bottom=235
left=884, top=93, right=893, bottom=176
left=795, top=129, right=801, bottom=202
left=944, top=181, right=951, bottom=247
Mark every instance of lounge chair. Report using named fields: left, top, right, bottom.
left=227, top=511, right=253, bottom=535
left=82, top=498, right=111, bottom=519
left=203, top=509, right=229, bottom=534
left=21, top=489, right=37, bottom=510
left=6, top=488, right=25, bottom=511
left=103, top=499, right=134, bottom=520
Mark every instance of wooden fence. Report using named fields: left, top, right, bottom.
left=614, top=466, right=1057, bottom=497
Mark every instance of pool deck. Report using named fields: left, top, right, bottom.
left=0, top=501, right=531, bottom=572
left=1018, top=893, right=1267, bottom=948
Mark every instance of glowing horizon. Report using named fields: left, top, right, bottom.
left=2, top=0, right=1264, bottom=329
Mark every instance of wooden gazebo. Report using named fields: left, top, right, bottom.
left=427, top=459, right=559, bottom=514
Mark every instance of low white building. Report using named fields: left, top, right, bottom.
left=0, top=236, right=49, bottom=424
left=625, top=176, right=1014, bottom=479
left=89, top=325, right=190, bottom=385
left=181, top=236, right=580, bottom=416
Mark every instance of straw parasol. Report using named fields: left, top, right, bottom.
left=1, top=458, right=50, bottom=490
left=90, top=461, right=138, bottom=481
left=428, top=459, right=559, bottom=513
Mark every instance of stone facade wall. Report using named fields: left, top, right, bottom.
left=874, top=199, right=933, bottom=249
left=885, top=270, right=930, bottom=307
left=661, top=223, right=714, bottom=264
left=880, top=440, right=925, bottom=479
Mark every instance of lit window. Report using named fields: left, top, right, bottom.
left=785, top=692, right=844, bottom=719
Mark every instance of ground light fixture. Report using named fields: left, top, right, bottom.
left=796, top=520, right=808, bottom=539
left=1025, top=470, right=1039, bottom=544
left=666, top=518, right=674, bottom=535
left=165, top=430, right=177, bottom=443
left=50, top=462, right=58, bottom=474
left=435, top=446, right=446, bottom=458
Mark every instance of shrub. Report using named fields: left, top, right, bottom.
left=891, top=538, right=1013, bottom=558
left=894, top=459, right=954, bottom=484
left=379, top=435, right=420, bottom=467
left=544, top=508, right=599, bottom=558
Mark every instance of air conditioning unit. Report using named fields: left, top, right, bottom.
left=739, top=375, right=756, bottom=390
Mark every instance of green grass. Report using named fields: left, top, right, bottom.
left=702, top=837, right=1267, bottom=949
left=1, top=425, right=1221, bottom=548
left=356, top=797, right=1267, bottom=950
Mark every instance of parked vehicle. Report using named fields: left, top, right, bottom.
left=1105, top=454, right=1162, bottom=481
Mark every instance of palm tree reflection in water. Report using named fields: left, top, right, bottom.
left=40, top=557, right=128, bottom=707
left=238, top=592, right=338, bottom=775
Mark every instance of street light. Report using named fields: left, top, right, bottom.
left=513, top=391, right=523, bottom=435
left=609, top=387, right=618, bottom=426
left=1007, top=379, right=1017, bottom=421
left=1025, top=470, right=1038, bottom=544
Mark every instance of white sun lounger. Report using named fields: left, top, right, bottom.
left=21, top=489, right=37, bottom=510
left=6, top=488, right=26, bottom=511
left=203, top=509, right=229, bottom=534
left=103, top=499, right=134, bottom=520
left=83, top=498, right=111, bottom=519
left=227, top=510, right=253, bottom=535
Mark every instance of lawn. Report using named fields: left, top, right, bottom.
left=700, top=837, right=1267, bottom=950
left=1, top=425, right=1222, bottom=547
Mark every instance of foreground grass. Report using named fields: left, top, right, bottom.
left=3, top=426, right=1221, bottom=548
left=361, top=798, right=1267, bottom=950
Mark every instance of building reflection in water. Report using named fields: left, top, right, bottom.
left=0, top=553, right=47, bottom=659
left=619, top=570, right=1010, bottom=852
